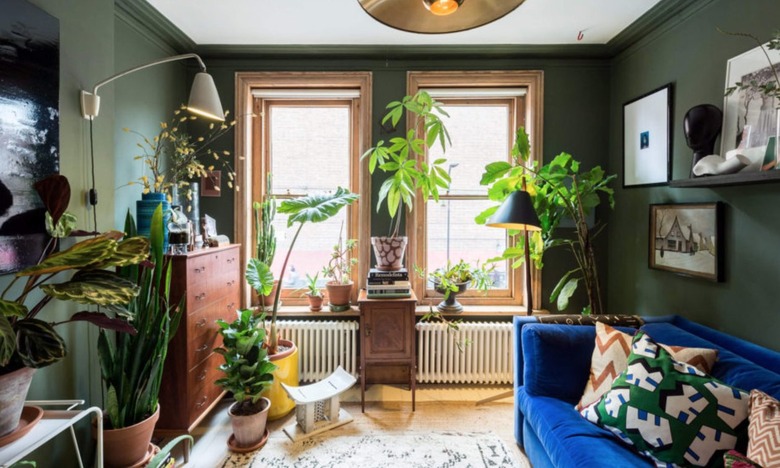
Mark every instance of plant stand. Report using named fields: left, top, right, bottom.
left=0, top=400, right=103, bottom=468
left=281, top=366, right=356, bottom=442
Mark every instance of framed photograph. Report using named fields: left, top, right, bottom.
left=201, top=170, right=221, bottom=197
left=721, top=42, right=780, bottom=170
left=649, top=202, right=723, bottom=282
left=623, top=84, right=672, bottom=187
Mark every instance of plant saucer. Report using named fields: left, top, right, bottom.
left=227, top=429, right=269, bottom=453
left=0, top=406, right=44, bottom=448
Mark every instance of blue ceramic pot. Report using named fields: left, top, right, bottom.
left=136, top=192, right=170, bottom=250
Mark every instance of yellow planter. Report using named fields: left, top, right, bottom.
left=263, top=339, right=298, bottom=420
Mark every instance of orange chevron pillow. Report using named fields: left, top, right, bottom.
left=747, top=389, right=780, bottom=467
left=575, top=322, right=718, bottom=410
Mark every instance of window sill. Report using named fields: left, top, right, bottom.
left=267, top=305, right=548, bottom=319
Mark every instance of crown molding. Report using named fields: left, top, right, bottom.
left=115, top=0, right=196, bottom=54
left=607, top=0, right=717, bottom=56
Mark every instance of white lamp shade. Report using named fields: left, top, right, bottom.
left=187, top=72, right=224, bottom=121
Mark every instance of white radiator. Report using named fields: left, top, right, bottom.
left=416, top=321, right=514, bottom=384
left=276, top=320, right=359, bottom=383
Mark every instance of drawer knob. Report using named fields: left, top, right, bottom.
left=197, top=370, right=207, bottom=381
left=196, top=344, right=209, bottom=353
left=195, top=293, right=206, bottom=301
left=226, top=302, right=235, bottom=311
left=226, top=280, right=235, bottom=286
left=227, top=257, right=235, bottom=264
left=196, top=318, right=207, bottom=328
left=195, top=395, right=208, bottom=409
left=195, top=266, right=206, bottom=273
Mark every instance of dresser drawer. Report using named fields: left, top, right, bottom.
left=187, top=353, right=224, bottom=423
left=186, top=296, right=239, bottom=370
left=185, top=269, right=240, bottom=315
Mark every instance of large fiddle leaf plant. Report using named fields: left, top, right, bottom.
left=0, top=175, right=147, bottom=374
left=476, top=127, right=616, bottom=315
left=246, top=187, right=359, bottom=354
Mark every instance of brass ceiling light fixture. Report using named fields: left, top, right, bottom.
left=358, top=0, right=525, bottom=34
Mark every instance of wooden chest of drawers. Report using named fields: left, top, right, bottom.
left=155, top=244, right=240, bottom=435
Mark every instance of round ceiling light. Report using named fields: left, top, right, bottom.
left=357, top=0, right=526, bottom=34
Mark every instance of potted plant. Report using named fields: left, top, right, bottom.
left=245, top=187, right=358, bottom=420
left=300, top=273, right=324, bottom=312
left=476, top=127, right=616, bottom=314
left=321, top=225, right=357, bottom=310
left=417, top=260, right=494, bottom=313
left=253, top=173, right=277, bottom=308
left=215, top=309, right=277, bottom=450
left=0, top=175, right=147, bottom=439
left=96, top=204, right=184, bottom=467
left=362, top=90, right=452, bottom=271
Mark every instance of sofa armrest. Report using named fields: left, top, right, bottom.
left=521, top=324, right=594, bottom=403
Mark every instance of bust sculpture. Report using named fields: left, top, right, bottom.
left=684, top=104, right=723, bottom=176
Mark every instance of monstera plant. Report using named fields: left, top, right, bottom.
left=0, top=175, right=148, bottom=437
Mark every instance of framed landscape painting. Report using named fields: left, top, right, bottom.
left=623, top=84, right=672, bottom=188
left=649, top=203, right=723, bottom=282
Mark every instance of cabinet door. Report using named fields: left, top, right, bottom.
left=364, top=305, right=412, bottom=360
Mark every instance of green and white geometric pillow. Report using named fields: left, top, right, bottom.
left=580, top=331, right=749, bottom=467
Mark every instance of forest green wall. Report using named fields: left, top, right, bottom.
left=607, top=0, right=780, bottom=350
left=200, top=56, right=611, bottom=312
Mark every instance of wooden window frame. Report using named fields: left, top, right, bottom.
left=407, top=71, right=544, bottom=310
left=235, top=72, right=372, bottom=308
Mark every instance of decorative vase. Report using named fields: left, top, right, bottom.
left=101, top=404, right=160, bottom=468
left=229, top=397, right=270, bottom=448
left=306, top=294, right=324, bottom=312
left=371, top=236, right=408, bottom=271
left=434, top=281, right=469, bottom=313
left=136, top=192, right=171, bottom=249
left=326, top=281, right=353, bottom=307
left=263, top=339, right=298, bottom=421
left=185, top=182, right=201, bottom=239
left=0, top=367, right=36, bottom=439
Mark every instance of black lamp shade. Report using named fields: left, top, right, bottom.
left=486, top=190, right=541, bottom=231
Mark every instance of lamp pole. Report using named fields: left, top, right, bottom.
left=446, top=163, right=459, bottom=264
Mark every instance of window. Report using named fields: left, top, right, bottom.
left=235, top=73, right=372, bottom=307
left=407, top=71, right=544, bottom=308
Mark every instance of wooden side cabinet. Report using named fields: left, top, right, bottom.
left=155, top=244, right=240, bottom=438
left=357, top=290, right=417, bottom=412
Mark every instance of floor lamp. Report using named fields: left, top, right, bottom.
left=477, top=189, right=540, bottom=405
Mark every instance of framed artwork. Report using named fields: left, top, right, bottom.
left=201, top=170, right=221, bottom=197
left=623, top=84, right=672, bottom=188
left=0, top=0, right=60, bottom=274
left=721, top=42, right=780, bottom=170
left=648, top=202, right=723, bottom=282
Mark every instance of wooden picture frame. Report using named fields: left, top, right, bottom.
left=623, top=84, right=672, bottom=188
left=201, top=170, right=221, bottom=197
left=649, top=202, right=723, bottom=282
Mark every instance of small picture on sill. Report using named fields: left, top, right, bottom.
left=202, top=170, right=221, bottom=197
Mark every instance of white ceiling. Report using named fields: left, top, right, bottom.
left=146, top=0, right=663, bottom=46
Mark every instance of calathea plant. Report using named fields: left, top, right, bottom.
left=0, top=175, right=147, bottom=374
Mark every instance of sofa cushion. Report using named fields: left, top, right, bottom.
left=723, top=450, right=761, bottom=467
left=747, top=389, right=780, bottom=467
left=581, top=331, right=750, bottom=467
left=577, top=323, right=719, bottom=410
left=518, top=388, right=653, bottom=467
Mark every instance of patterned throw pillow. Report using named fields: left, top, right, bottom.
left=580, top=331, right=749, bottom=467
left=576, top=323, right=719, bottom=410
left=747, top=389, right=780, bottom=467
left=723, top=450, right=761, bottom=468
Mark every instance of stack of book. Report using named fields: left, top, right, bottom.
left=366, top=268, right=411, bottom=299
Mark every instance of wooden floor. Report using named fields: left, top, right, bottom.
left=172, top=385, right=529, bottom=467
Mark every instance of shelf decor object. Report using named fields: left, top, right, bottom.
left=648, top=203, right=723, bottom=282
left=622, top=84, right=672, bottom=188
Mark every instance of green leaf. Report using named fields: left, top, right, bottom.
left=474, top=205, right=499, bottom=225
left=41, top=270, right=140, bottom=306
left=46, top=211, right=77, bottom=238
left=147, top=435, right=194, bottom=468
left=0, top=315, right=15, bottom=367
left=15, top=319, right=67, bottom=368
left=16, top=234, right=118, bottom=276
left=511, top=127, right=531, bottom=162
left=98, top=237, right=150, bottom=268
left=246, top=259, right=274, bottom=296
left=278, top=187, right=359, bottom=226
left=106, top=385, right=120, bottom=429
left=549, top=269, right=578, bottom=303
left=0, top=299, right=28, bottom=318
left=556, top=277, right=580, bottom=312
left=480, top=161, right=513, bottom=185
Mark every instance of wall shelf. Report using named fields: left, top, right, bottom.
left=669, top=170, right=780, bottom=188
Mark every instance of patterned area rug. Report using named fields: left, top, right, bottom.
left=220, top=431, right=527, bottom=468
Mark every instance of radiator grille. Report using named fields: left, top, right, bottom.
left=276, top=320, right=359, bottom=383
left=416, top=321, right=514, bottom=384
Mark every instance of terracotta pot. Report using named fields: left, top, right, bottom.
left=434, top=281, right=469, bottom=314
left=263, top=339, right=298, bottom=420
left=371, top=236, right=408, bottom=271
left=0, top=367, right=36, bottom=438
left=306, top=293, right=324, bottom=312
left=259, top=280, right=280, bottom=308
left=229, top=397, right=270, bottom=447
left=102, top=405, right=160, bottom=468
left=326, top=281, right=353, bottom=306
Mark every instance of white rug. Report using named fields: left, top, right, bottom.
left=220, top=431, right=527, bottom=468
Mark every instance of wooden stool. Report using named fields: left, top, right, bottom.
left=281, top=366, right=356, bottom=441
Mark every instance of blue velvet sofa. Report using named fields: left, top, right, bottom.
left=513, top=315, right=780, bottom=467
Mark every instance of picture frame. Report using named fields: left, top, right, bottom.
left=201, top=170, right=221, bottom=197
left=623, top=84, right=672, bottom=188
left=648, top=202, right=723, bottom=282
left=721, top=42, right=780, bottom=170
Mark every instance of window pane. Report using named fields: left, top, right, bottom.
left=270, top=208, right=349, bottom=290
left=428, top=104, right=510, bottom=196
left=269, top=106, right=351, bottom=194
left=425, top=199, right=508, bottom=289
